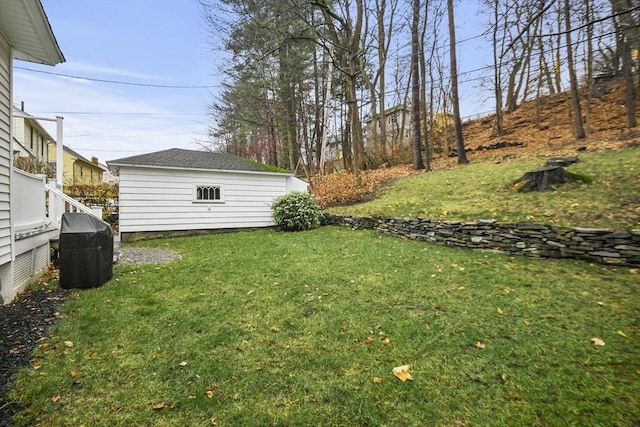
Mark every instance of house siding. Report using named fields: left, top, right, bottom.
left=12, top=116, right=24, bottom=144
left=0, top=34, right=13, bottom=266
left=118, top=166, right=289, bottom=233
left=48, top=145, right=103, bottom=185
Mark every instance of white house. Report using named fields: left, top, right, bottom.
left=99, top=162, right=118, bottom=185
left=13, top=105, right=54, bottom=162
left=108, top=148, right=308, bottom=242
left=363, top=105, right=413, bottom=149
left=1, top=0, right=65, bottom=303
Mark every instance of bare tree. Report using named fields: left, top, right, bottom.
left=419, top=0, right=443, bottom=171
left=610, top=0, right=637, bottom=128
left=313, top=0, right=367, bottom=176
left=360, top=0, right=400, bottom=166
left=485, top=0, right=507, bottom=136
left=447, top=0, right=468, bottom=164
left=411, top=0, right=425, bottom=170
left=564, top=0, right=586, bottom=138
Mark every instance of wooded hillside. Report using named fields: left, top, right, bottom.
left=311, top=79, right=639, bottom=208
left=201, top=0, right=638, bottom=177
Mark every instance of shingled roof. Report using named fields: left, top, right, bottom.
left=108, top=148, right=289, bottom=174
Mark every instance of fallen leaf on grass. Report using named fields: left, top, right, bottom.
left=373, top=377, right=383, bottom=384
left=475, top=341, right=486, bottom=349
left=591, top=337, right=606, bottom=346
left=270, top=326, right=280, bottom=332
left=497, top=308, right=504, bottom=315
left=51, top=395, right=61, bottom=404
left=381, top=337, right=390, bottom=345
left=392, top=365, right=413, bottom=382
left=364, top=337, right=374, bottom=344
left=617, top=330, right=628, bottom=338
left=70, top=370, right=78, bottom=378
left=64, top=341, right=74, bottom=348
left=179, top=361, right=188, bottom=366
left=501, top=373, right=508, bottom=382
left=152, top=402, right=165, bottom=410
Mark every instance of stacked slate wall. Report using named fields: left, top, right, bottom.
left=323, top=214, right=640, bottom=267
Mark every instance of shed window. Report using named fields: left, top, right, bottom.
left=194, top=185, right=224, bottom=203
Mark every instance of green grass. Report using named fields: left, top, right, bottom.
left=329, top=147, right=640, bottom=230
left=10, top=228, right=640, bottom=426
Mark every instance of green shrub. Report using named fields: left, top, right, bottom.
left=272, top=191, right=323, bottom=231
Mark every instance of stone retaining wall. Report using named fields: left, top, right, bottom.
left=323, top=214, right=640, bottom=267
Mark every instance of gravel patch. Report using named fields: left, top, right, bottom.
left=115, top=247, right=181, bottom=265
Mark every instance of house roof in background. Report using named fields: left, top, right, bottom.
left=13, top=107, right=56, bottom=141
left=0, top=0, right=65, bottom=65
left=64, top=145, right=98, bottom=167
left=49, top=141, right=99, bottom=167
left=108, top=148, right=290, bottom=175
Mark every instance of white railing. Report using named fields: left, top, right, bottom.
left=11, top=169, right=100, bottom=235
left=46, top=181, right=100, bottom=229
left=11, top=170, right=47, bottom=233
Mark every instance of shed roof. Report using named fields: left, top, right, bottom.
left=1, top=0, right=65, bottom=65
left=108, top=148, right=291, bottom=175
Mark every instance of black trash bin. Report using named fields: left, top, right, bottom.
left=59, top=213, right=114, bottom=289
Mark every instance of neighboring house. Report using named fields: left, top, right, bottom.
left=363, top=105, right=413, bottom=150
left=1, top=0, right=65, bottom=303
left=99, top=162, right=118, bottom=185
left=47, top=143, right=104, bottom=185
left=13, top=105, right=53, bottom=161
left=108, top=148, right=308, bottom=242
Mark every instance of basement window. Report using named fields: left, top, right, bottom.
left=193, top=184, right=224, bottom=203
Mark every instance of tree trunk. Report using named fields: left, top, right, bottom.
left=491, top=0, right=504, bottom=136
left=411, top=0, right=424, bottom=170
left=419, top=2, right=431, bottom=171
left=279, top=41, right=300, bottom=169
left=447, top=0, right=468, bottom=164
left=513, top=166, right=569, bottom=192
left=563, top=0, right=586, bottom=139
left=611, top=0, right=637, bottom=128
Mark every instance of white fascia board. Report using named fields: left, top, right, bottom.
left=109, top=163, right=295, bottom=177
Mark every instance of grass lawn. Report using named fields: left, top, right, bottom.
left=328, top=147, right=640, bottom=230
left=10, top=227, right=640, bottom=426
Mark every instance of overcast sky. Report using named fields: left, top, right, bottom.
left=13, top=0, right=491, bottom=163
left=13, top=0, right=217, bottom=163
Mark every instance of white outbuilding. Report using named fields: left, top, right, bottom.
left=107, top=148, right=309, bottom=242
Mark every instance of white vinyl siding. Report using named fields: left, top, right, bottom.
left=118, top=167, right=289, bottom=233
left=12, top=117, right=24, bottom=143
left=0, top=34, right=12, bottom=265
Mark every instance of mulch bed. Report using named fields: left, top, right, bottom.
left=0, top=287, right=68, bottom=426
